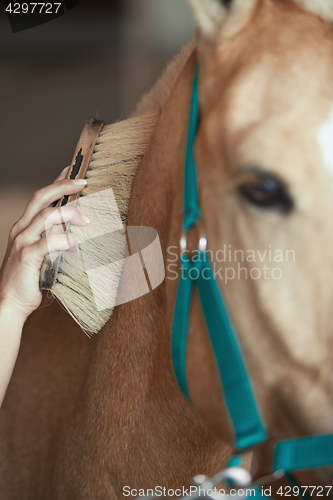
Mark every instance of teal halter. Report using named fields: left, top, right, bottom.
left=171, top=65, right=333, bottom=491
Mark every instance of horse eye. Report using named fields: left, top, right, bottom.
left=238, top=173, right=294, bottom=212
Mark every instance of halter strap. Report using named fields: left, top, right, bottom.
left=274, top=435, right=333, bottom=473
left=183, top=65, right=201, bottom=232
left=172, top=64, right=266, bottom=450
left=171, top=63, right=333, bottom=483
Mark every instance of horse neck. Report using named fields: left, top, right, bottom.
left=98, top=51, right=197, bottom=365
left=84, top=52, right=198, bottom=409
left=81, top=51, right=234, bottom=487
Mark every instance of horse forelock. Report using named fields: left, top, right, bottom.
left=240, top=0, right=333, bottom=24
left=189, top=0, right=333, bottom=43
left=293, top=0, right=333, bottom=23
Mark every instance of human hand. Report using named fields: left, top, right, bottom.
left=0, top=167, right=90, bottom=321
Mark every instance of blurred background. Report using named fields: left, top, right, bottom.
left=0, top=0, right=195, bottom=261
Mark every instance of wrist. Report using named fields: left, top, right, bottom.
left=0, top=298, right=28, bottom=327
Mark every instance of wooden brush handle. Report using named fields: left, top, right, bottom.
left=39, top=117, right=105, bottom=291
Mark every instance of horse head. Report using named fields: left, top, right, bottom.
left=181, top=0, right=333, bottom=486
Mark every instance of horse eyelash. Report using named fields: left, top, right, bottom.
left=224, top=173, right=263, bottom=192
left=221, top=0, right=233, bottom=9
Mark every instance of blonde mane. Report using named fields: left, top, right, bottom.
left=294, top=0, right=333, bottom=22
left=133, top=38, right=195, bottom=117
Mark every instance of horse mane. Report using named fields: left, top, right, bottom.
left=133, top=38, right=195, bottom=117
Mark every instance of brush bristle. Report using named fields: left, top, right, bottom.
left=51, top=111, right=159, bottom=336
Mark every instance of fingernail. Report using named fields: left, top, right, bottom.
left=72, top=179, right=87, bottom=186
left=81, top=214, right=90, bottom=224
left=61, top=166, right=70, bottom=174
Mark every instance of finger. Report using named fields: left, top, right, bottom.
left=14, top=206, right=90, bottom=249
left=53, top=166, right=70, bottom=183
left=49, top=166, right=71, bottom=207
left=11, top=179, right=87, bottom=239
left=25, top=233, right=77, bottom=266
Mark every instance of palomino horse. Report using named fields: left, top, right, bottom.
left=1, top=0, right=333, bottom=497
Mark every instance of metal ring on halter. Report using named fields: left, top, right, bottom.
left=193, top=467, right=252, bottom=490
left=193, top=467, right=285, bottom=491
left=180, top=220, right=207, bottom=254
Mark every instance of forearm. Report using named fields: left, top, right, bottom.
left=0, top=172, right=87, bottom=408
left=0, top=300, right=26, bottom=406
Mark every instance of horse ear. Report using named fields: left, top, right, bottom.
left=187, top=0, right=232, bottom=34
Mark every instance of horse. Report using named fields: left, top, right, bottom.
left=1, top=0, right=333, bottom=497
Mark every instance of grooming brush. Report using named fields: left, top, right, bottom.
left=39, top=111, right=158, bottom=336
left=39, top=118, right=105, bottom=291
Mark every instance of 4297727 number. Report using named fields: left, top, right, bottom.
left=277, top=486, right=332, bottom=497
left=5, top=3, right=62, bottom=14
